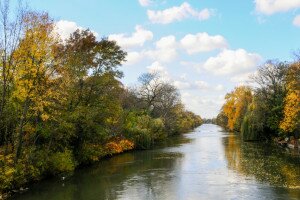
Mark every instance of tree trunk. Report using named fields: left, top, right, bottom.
left=295, top=138, right=299, bottom=149
left=14, top=98, right=29, bottom=164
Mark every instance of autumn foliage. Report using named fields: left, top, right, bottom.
left=105, top=139, right=134, bottom=155
left=222, top=86, right=252, bottom=131
left=280, top=62, right=300, bottom=133
left=217, top=60, right=300, bottom=141
left=0, top=2, right=202, bottom=194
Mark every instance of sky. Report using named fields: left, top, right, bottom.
left=27, top=0, right=300, bottom=118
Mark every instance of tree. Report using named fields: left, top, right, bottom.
left=0, top=0, right=25, bottom=146
left=137, top=73, right=180, bottom=115
left=137, top=72, right=163, bottom=111
left=222, top=86, right=252, bottom=132
left=12, top=12, right=60, bottom=161
left=241, top=95, right=266, bottom=141
left=216, top=111, right=228, bottom=130
left=0, top=6, right=204, bottom=192
left=137, top=72, right=184, bottom=135
left=280, top=62, right=300, bottom=134
left=55, top=29, right=127, bottom=161
left=252, top=60, right=288, bottom=135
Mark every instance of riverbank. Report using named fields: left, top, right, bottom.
left=9, top=124, right=300, bottom=200
left=275, top=137, right=300, bottom=150
left=0, top=4, right=205, bottom=199
left=0, top=126, right=202, bottom=199
left=0, top=138, right=135, bottom=199
left=216, top=61, right=300, bottom=150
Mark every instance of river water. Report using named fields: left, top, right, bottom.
left=11, top=124, right=300, bottom=200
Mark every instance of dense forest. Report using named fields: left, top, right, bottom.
left=216, top=58, right=300, bottom=144
left=0, top=4, right=202, bottom=194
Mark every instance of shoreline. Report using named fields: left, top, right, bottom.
left=0, top=130, right=195, bottom=200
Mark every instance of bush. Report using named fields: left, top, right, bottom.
left=77, top=143, right=105, bottom=164
left=241, top=115, right=257, bottom=141
left=123, top=112, right=166, bottom=149
left=133, top=129, right=153, bottom=149
left=119, top=139, right=134, bottom=151
left=105, top=141, right=123, bottom=155
left=0, top=154, right=15, bottom=191
left=48, top=150, right=75, bottom=175
left=105, top=139, right=134, bottom=155
left=241, top=104, right=263, bottom=141
left=0, top=150, right=46, bottom=192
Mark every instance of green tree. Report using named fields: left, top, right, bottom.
left=56, top=29, right=126, bottom=162
left=252, top=60, right=288, bottom=137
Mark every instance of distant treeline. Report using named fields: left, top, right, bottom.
left=202, top=118, right=216, bottom=124
left=216, top=57, right=300, bottom=142
left=0, top=3, right=202, bottom=194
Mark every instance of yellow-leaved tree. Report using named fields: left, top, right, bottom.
left=13, top=12, right=60, bottom=161
left=280, top=62, right=300, bottom=133
left=222, top=86, right=253, bottom=131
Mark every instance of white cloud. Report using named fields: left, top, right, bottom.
left=145, top=35, right=178, bottom=63
left=174, top=74, right=196, bottom=90
left=230, top=70, right=260, bottom=87
left=54, top=20, right=99, bottom=41
left=195, top=80, right=209, bottom=89
left=180, top=32, right=227, bottom=54
left=230, top=72, right=253, bottom=84
left=215, top=84, right=225, bottom=91
left=124, top=51, right=144, bottom=66
left=108, top=25, right=153, bottom=49
left=122, top=35, right=178, bottom=65
left=145, top=49, right=178, bottom=63
left=173, top=79, right=223, bottom=91
left=155, top=35, right=177, bottom=49
left=146, top=62, right=211, bottom=91
left=139, top=0, right=152, bottom=7
left=255, top=0, right=300, bottom=15
left=122, top=33, right=228, bottom=65
left=147, top=2, right=212, bottom=24
left=173, top=80, right=192, bottom=90
left=180, top=73, right=187, bottom=80
left=181, top=92, right=224, bottom=118
left=144, top=33, right=227, bottom=63
left=147, top=61, right=165, bottom=73
left=293, top=15, right=300, bottom=26
left=147, top=62, right=189, bottom=87
left=146, top=61, right=171, bottom=81
left=203, top=49, right=262, bottom=75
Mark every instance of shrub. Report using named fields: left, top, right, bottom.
left=123, top=112, right=166, bottom=149
left=105, top=142, right=122, bottom=155
left=48, top=150, right=75, bottom=175
left=77, top=143, right=105, bottom=164
left=0, top=154, right=15, bottom=191
left=119, top=139, right=134, bottom=151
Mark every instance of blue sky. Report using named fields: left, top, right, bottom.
left=28, top=0, right=300, bottom=118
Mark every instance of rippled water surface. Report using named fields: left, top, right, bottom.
left=11, top=124, right=300, bottom=200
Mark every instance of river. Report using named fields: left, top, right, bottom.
left=11, top=124, right=300, bottom=200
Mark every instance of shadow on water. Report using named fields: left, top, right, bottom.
left=11, top=136, right=187, bottom=200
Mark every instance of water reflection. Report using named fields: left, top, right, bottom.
left=12, top=150, right=183, bottom=200
left=223, top=132, right=300, bottom=199
left=11, top=125, right=300, bottom=200
left=223, top=133, right=300, bottom=187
